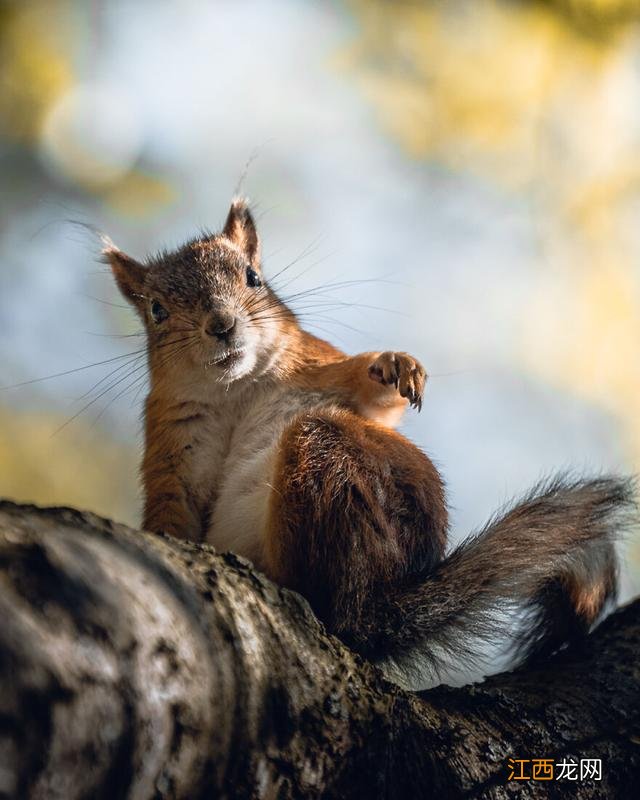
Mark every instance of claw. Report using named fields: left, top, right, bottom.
left=368, top=351, right=426, bottom=412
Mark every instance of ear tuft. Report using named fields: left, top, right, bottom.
left=103, top=244, right=147, bottom=305
left=222, top=197, right=260, bottom=265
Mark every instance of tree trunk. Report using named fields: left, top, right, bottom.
left=0, top=500, right=638, bottom=799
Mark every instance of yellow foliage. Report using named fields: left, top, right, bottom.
left=0, top=405, right=139, bottom=527
left=104, top=170, right=177, bottom=218
left=342, top=1, right=640, bottom=464
left=0, top=2, right=73, bottom=140
left=340, top=1, right=616, bottom=186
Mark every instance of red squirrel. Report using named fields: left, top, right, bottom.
left=105, top=198, right=635, bottom=684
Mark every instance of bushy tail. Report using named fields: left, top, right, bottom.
left=359, top=476, right=636, bottom=682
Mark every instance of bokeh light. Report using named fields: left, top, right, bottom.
left=40, top=83, right=143, bottom=187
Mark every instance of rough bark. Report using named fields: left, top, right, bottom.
left=0, top=501, right=638, bottom=799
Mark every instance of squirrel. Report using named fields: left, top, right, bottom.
left=105, top=197, right=635, bottom=685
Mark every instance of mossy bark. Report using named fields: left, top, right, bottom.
left=0, top=501, right=638, bottom=799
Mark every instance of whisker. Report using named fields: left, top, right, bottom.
left=301, top=322, right=351, bottom=348
left=94, top=340, right=196, bottom=424
left=53, top=360, right=151, bottom=436
left=265, top=235, right=325, bottom=288
left=248, top=298, right=405, bottom=321
left=126, top=337, right=199, bottom=407
left=288, top=313, right=369, bottom=337
left=74, top=352, right=147, bottom=402
left=242, top=278, right=404, bottom=325
left=79, top=292, right=131, bottom=310
left=279, top=278, right=402, bottom=305
left=268, top=250, right=338, bottom=295
left=0, top=349, right=149, bottom=391
left=54, top=336, right=198, bottom=435
left=84, top=331, right=146, bottom=339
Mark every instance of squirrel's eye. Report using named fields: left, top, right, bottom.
left=150, top=300, right=169, bottom=324
left=246, top=267, right=262, bottom=288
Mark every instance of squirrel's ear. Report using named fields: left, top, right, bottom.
left=103, top=245, right=147, bottom=305
left=222, top=198, right=260, bottom=266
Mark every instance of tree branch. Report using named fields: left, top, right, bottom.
left=0, top=501, right=638, bottom=799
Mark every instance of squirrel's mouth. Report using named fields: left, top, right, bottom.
left=206, top=348, right=246, bottom=368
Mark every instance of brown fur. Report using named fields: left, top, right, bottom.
left=265, top=408, right=447, bottom=640
left=288, top=345, right=426, bottom=424
left=105, top=197, right=636, bottom=683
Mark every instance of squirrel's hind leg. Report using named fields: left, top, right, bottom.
left=263, top=408, right=448, bottom=654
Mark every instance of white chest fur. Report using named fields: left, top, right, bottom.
left=192, top=380, right=326, bottom=569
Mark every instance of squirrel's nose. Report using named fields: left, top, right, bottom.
left=205, top=308, right=236, bottom=341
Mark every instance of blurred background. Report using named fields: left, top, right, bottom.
left=1, top=0, right=639, bottom=617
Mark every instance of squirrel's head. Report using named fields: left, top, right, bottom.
left=105, top=199, right=292, bottom=384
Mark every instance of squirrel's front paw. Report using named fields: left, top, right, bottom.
left=368, top=351, right=426, bottom=411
